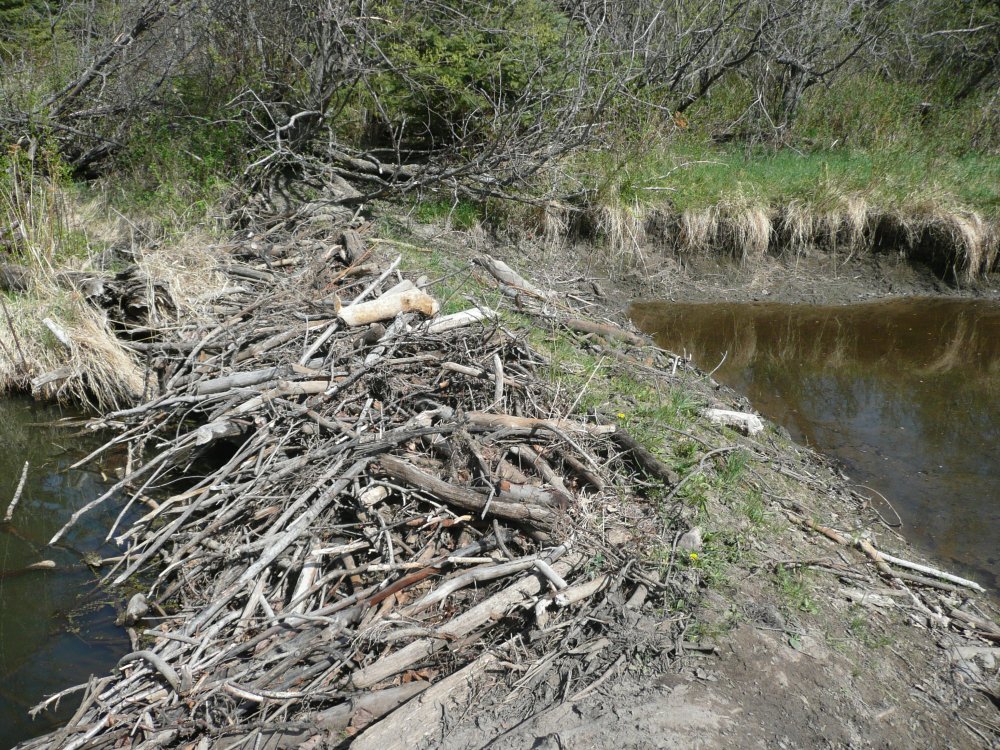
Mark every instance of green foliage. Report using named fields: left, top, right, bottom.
left=738, top=489, right=767, bottom=527
left=716, top=450, right=749, bottom=487
left=111, top=113, right=243, bottom=224
left=366, top=0, right=581, bottom=144
left=0, top=144, right=81, bottom=268
left=0, top=0, right=46, bottom=51
left=412, top=198, right=481, bottom=229
left=848, top=608, right=892, bottom=648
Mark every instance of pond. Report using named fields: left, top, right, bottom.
left=0, top=397, right=129, bottom=749
left=630, top=298, right=1000, bottom=592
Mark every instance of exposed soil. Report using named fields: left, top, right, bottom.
left=626, top=246, right=1000, bottom=307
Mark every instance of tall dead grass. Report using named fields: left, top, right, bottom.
left=1, top=169, right=228, bottom=407
left=579, top=190, right=999, bottom=283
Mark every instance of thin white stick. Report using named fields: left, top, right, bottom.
left=4, top=461, right=28, bottom=523
left=345, top=254, right=400, bottom=307
left=872, top=548, right=985, bottom=592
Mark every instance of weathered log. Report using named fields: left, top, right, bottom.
left=475, top=255, right=547, bottom=298
left=340, top=229, right=366, bottom=263
left=339, top=289, right=440, bottom=326
left=350, top=656, right=496, bottom=750
left=705, top=408, right=764, bottom=436
left=3, top=461, right=28, bottom=523
left=466, top=411, right=614, bottom=437
left=609, top=427, right=679, bottom=485
left=377, top=455, right=555, bottom=527
left=425, top=306, right=495, bottom=334
left=0, top=262, right=30, bottom=292
left=868, top=547, right=985, bottom=592
left=43, top=317, right=73, bottom=350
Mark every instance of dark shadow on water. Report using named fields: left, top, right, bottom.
left=630, top=297, right=1000, bottom=592
left=0, top=397, right=129, bottom=750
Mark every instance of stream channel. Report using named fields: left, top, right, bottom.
left=0, top=397, right=129, bottom=749
left=630, top=297, right=1000, bottom=593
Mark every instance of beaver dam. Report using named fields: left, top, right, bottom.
left=7, top=226, right=1000, bottom=749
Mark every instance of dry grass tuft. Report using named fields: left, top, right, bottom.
left=984, top=221, right=1000, bottom=272
left=781, top=201, right=814, bottom=257
left=718, top=202, right=772, bottom=262
left=1, top=169, right=227, bottom=407
left=679, top=208, right=718, bottom=253
left=541, top=201, right=571, bottom=250
left=591, top=202, right=647, bottom=269
left=0, top=287, right=145, bottom=408
left=135, top=232, right=229, bottom=323
left=939, top=212, right=988, bottom=280
left=840, top=195, right=870, bottom=254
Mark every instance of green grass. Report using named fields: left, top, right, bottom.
left=848, top=609, right=893, bottom=649
left=581, top=144, right=1000, bottom=217
left=411, top=197, right=481, bottom=230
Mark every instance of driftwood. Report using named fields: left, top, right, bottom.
left=475, top=255, right=547, bottom=298
left=42, top=317, right=73, bottom=350
left=564, top=317, right=644, bottom=345
left=705, top=408, right=764, bottom=436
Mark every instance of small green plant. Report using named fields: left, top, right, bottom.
left=716, top=449, right=749, bottom=486
left=680, top=472, right=711, bottom=515
left=738, top=489, right=767, bottom=526
left=848, top=608, right=892, bottom=649
left=774, top=564, right=819, bottom=614
left=412, top=198, right=480, bottom=229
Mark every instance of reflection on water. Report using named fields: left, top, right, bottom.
left=630, top=298, right=1000, bottom=591
left=0, top=398, right=129, bottom=749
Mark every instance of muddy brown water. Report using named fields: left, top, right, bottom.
left=629, top=297, right=1000, bottom=592
left=0, top=398, right=129, bottom=749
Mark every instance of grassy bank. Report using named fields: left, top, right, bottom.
left=0, top=150, right=231, bottom=406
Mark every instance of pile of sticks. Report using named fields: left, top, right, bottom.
left=22, top=234, right=683, bottom=749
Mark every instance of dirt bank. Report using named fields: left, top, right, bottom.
left=622, top=244, right=1000, bottom=307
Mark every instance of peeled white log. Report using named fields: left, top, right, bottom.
left=705, top=408, right=764, bottom=435
left=466, top=411, right=615, bottom=436
left=338, top=289, right=440, bottom=326
left=382, top=278, right=415, bottom=297
left=3, top=461, right=28, bottom=522
left=476, top=256, right=547, bottom=298
left=425, top=306, right=494, bottom=334
left=869, top=548, right=986, bottom=593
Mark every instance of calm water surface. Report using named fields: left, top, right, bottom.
left=0, top=398, right=129, bottom=749
left=630, top=298, right=1000, bottom=591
